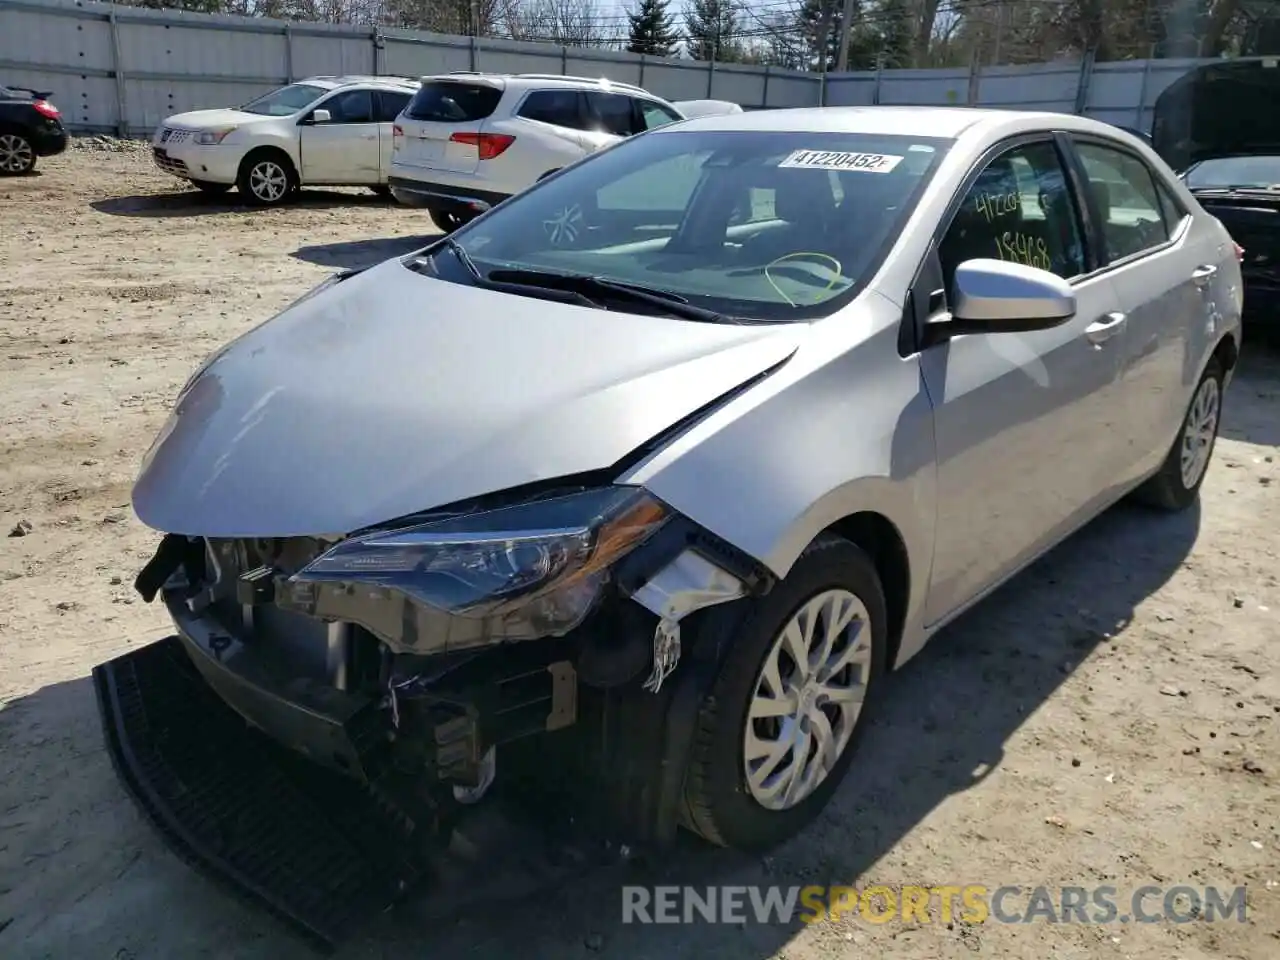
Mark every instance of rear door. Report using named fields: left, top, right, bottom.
left=298, top=89, right=379, bottom=184
left=1066, top=136, right=1217, bottom=484
left=374, top=89, right=413, bottom=181
left=394, top=78, right=505, bottom=177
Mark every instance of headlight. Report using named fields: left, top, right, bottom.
left=291, top=486, right=670, bottom=639
left=195, top=127, right=237, bottom=145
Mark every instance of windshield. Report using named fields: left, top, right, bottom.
left=432, top=129, right=950, bottom=322
left=240, top=83, right=326, bottom=116
left=1184, top=155, right=1280, bottom=189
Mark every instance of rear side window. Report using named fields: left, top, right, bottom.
left=518, top=90, right=585, bottom=129
left=405, top=82, right=502, bottom=123
left=1074, top=141, right=1170, bottom=261
left=375, top=90, right=412, bottom=123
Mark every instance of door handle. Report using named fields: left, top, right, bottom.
left=1191, top=264, right=1218, bottom=286
left=1085, top=311, right=1127, bottom=346
left=362, top=134, right=377, bottom=140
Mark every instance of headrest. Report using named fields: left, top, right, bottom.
left=772, top=170, right=836, bottom=224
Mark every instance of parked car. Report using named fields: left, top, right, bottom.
left=150, top=75, right=420, bottom=206
left=388, top=72, right=687, bottom=232
left=97, top=105, right=1241, bottom=950
left=0, top=84, right=67, bottom=175
left=672, top=99, right=744, bottom=118
left=1178, top=152, right=1280, bottom=324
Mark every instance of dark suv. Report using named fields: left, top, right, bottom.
left=0, top=85, right=68, bottom=175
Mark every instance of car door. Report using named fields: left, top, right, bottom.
left=920, top=135, right=1131, bottom=626
left=298, top=89, right=379, bottom=184
left=374, top=89, right=413, bottom=182
left=1066, top=136, right=1219, bottom=485
left=579, top=91, right=638, bottom=154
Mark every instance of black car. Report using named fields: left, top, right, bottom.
left=1180, top=152, right=1280, bottom=324
left=0, top=84, right=68, bottom=175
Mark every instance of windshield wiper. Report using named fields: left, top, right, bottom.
left=486, top=268, right=746, bottom=324
left=441, top=235, right=484, bottom=283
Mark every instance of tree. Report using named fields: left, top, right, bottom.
left=684, top=0, right=741, bottom=62
left=628, top=0, right=679, bottom=56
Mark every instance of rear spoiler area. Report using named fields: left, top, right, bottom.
left=7, top=86, right=54, bottom=100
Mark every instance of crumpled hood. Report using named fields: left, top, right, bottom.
left=133, top=258, right=802, bottom=537
left=160, top=108, right=271, bottom=131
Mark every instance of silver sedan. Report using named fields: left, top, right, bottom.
left=111, top=106, right=1243, bottom=919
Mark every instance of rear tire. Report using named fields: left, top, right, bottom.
left=1133, top=357, right=1224, bottom=512
left=426, top=207, right=469, bottom=233
left=0, top=132, right=36, bottom=175
left=236, top=150, right=297, bottom=207
left=682, top=535, right=888, bottom=853
left=190, top=179, right=231, bottom=195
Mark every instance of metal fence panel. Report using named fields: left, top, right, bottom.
left=0, top=0, right=1244, bottom=138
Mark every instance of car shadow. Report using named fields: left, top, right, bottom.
left=0, top=495, right=1201, bottom=959
left=291, top=234, right=438, bottom=271
left=90, top=188, right=392, bottom=219
left=1221, top=341, right=1280, bottom=448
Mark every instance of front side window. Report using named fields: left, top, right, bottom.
left=240, top=83, right=326, bottom=117
left=1075, top=141, right=1169, bottom=261
left=317, top=90, right=373, bottom=124
left=939, top=140, right=1085, bottom=294
left=427, top=130, right=951, bottom=322
left=638, top=99, right=683, bottom=131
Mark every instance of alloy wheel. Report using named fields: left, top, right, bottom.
left=0, top=134, right=34, bottom=174
left=248, top=160, right=288, bottom=203
left=1179, top=375, right=1220, bottom=490
left=743, top=588, right=873, bottom=811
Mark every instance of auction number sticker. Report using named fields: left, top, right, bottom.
left=778, top=150, right=904, bottom=173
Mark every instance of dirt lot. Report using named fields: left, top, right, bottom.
left=1, top=143, right=1279, bottom=960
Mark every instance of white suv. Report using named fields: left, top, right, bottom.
left=151, top=75, right=419, bottom=206
left=388, top=73, right=687, bottom=232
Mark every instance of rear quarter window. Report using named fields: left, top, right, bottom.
left=405, top=82, right=502, bottom=123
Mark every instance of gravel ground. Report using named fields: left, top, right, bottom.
left=1, top=142, right=1278, bottom=960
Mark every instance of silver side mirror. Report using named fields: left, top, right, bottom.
left=311, top=109, right=331, bottom=124
left=950, top=258, right=1076, bottom=328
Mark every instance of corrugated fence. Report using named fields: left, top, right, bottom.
left=0, top=0, right=1222, bottom=137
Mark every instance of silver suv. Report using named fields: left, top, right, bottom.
left=388, top=72, right=686, bottom=232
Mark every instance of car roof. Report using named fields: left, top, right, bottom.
left=659, top=105, right=1129, bottom=141
left=420, top=72, right=658, bottom=98
left=300, top=75, right=419, bottom=91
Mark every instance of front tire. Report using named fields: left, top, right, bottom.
left=0, top=132, right=36, bottom=175
left=236, top=151, right=297, bottom=207
left=1134, top=358, right=1224, bottom=511
left=682, top=535, right=888, bottom=853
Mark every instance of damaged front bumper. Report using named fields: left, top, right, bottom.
left=95, top=491, right=775, bottom=948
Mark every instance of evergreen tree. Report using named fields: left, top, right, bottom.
left=628, top=0, right=679, bottom=56
left=684, top=0, right=741, bottom=62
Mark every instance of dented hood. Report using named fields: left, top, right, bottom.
left=132, top=259, right=801, bottom=538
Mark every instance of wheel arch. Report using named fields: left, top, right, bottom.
left=819, top=511, right=912, bottom=671
left=238, top=143, right=298, bottom=180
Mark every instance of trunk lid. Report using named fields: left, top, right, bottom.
left=394, top=78, right=505, bottom=175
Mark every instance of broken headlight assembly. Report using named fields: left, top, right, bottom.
left=291, top=486, right=670, bottom=641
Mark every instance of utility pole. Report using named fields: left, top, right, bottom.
left=834, top=0, right=858, bottom=73
left=470, top=0, right=480, bottom=37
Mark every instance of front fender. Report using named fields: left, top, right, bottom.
left=620, top=311, right=938, bottom=660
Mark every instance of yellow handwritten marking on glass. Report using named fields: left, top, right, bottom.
left=995, top=231, right=1051, bottom=271
left=764, top=252, right=844, bottom=307
left=974, top=191, right=1021, bottom=223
